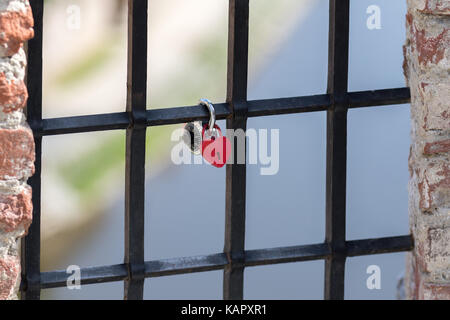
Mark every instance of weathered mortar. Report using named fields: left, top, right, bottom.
left=404, top=0, right=450, bottom=300
left=0, top=0, right=33, bottom=300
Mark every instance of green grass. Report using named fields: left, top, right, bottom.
left=58, top=125, right=174, bottom=200
left=55, top=39, right=118, bottom=88
left=59, top=132, right=125, bottom=194
left=55, top=0, right=299, bottom=204
left=57, top=34, right=228, bottom=199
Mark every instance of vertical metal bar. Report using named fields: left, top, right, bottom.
left=124, top=0, right=147, bottom=300
left=20, top=0, right=43, bottom=300
left=223, top=0, right=249, bottom=300
left=324, top=0, right=350, bottom=300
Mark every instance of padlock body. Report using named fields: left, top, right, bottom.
left=201, top=124, right=231, bottom=168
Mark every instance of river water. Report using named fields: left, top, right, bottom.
left=45, top=0, right=410, bottom=300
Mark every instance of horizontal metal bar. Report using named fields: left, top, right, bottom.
left=38, top=235, right=412, bottom=289
left=38, top=112, right=130, bottom=136
left=35, top=88, right=409, bottom=136
left=146, top=253, right=228, bottom=278
left=146, top=103, right=231, bottom=126
left=40, top=264, right=128, bottom=289
left=246, top=94, right=329, bottom=117
left=348, top=87, right=410, bottom=109
left=346, top=235, right=414, bottom=257
left=245, top=243, right=329, bottom=266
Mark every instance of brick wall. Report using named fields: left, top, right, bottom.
left=403, top=0, right=450, bottom=300
left=0, top=0, right=34, bottom=300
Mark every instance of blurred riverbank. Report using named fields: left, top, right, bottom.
left=39, top=0, right=313, bottom=270
left=43, top=0, right=410, bottom=300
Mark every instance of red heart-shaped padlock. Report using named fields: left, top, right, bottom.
left=201, top=124, right=231, bottom=168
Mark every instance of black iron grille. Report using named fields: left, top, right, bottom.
left=20, top=0, right=413, bottom=300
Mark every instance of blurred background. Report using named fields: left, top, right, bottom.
left=38, top=0, right=410, bottom=299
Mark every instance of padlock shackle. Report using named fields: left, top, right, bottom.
left=199, top=98, right=216, bottom=134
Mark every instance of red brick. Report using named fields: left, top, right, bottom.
left=418, top=0, right=450, bottom=15
left=421, top=283, right=450, bottom=300
left=414, top=27, right=448, bottom=66
left=0, top=7, right=34, bottom=56
left=0, top=72, right=28, bottom=113
left=0, top=255, right=19, bottom=300
left=424, top=139, right=450, bottom=155
left=0, top=185, right=32, bottom=233
left=0, top=126, right=34, bottom=180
